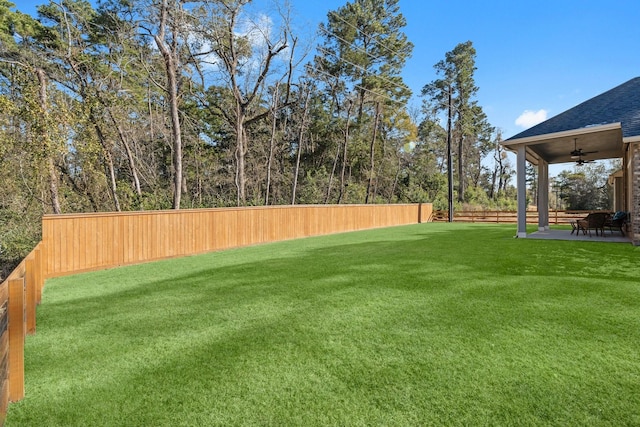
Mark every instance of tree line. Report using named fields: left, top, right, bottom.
left=0, top=0, right=517, bottom=276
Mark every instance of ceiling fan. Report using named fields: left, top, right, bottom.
left=575, top=157, right=594, bottom=166
left=570, top=138, right=597, bottom=165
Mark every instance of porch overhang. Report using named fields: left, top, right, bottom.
left=501, top=76, right=640, bottom=244
left=501, top=122, right=624, bottom=165
left=501, top=122, right=627, bottom=239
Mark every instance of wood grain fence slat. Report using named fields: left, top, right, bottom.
left=24, top=257, right=36, bottom=335
left=8, top=277, right=24, bottom=402
left=40, top=204, right=430, bottom=278
left=432, top=210, right=607, bottom=224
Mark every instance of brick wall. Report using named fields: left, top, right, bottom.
left=633, top=143, right=640, bottom=245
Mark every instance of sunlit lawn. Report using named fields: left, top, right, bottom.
left=6, top=222, right=640, bottom=426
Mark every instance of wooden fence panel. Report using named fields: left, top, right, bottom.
left=0, top=242, right=45, bottom=417
left=8, top=277, right=24, bottom=402
left=0, top=203, right=429, bottom=419
left=41, top=204, right=431, bottom=279
left=432, top=210, right=605, bottom=225
left=0, top=281, right=8, bottom=425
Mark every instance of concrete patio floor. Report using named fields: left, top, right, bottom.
left=527, top=229, right=631, bottom=244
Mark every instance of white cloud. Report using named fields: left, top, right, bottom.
left=515, top=109, right=548, bottom=128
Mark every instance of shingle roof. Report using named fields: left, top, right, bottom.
left=507, top=76, right=640, bottom=141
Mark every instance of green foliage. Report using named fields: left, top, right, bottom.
left=555, top=163, right=614, bottom=210
left=0, top=0, right=519, bottom=245
left=296, top=169, right=330, bottom=204
left=0, top=207, right=41, bottom=280
left=421, top=41, right=495, bottom=205
left=463, top=184, right=492, bottom=207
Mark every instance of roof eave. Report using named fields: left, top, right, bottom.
left=502, top=122, right=622, bottom=147
left=623, top=135, right=640, bottom=144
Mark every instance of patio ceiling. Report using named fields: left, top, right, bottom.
left=501, top=122, right=624, bottom=166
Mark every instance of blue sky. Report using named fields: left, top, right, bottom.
left=293, top=0, right=640, bottom=139
left=15, top=0, right=640, bottom=174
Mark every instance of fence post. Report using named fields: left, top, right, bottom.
left=8, top=277, right=25, bottom=402
left=35, top=244, right=43, bottom=304
left=25, top=257, right=36, bottom=335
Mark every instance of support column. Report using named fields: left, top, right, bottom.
left=538, top=160, right=549, bottom=231
left=517, top=145, right=527, bottom=238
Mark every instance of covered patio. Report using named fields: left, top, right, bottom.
left=527, top=228, right=631, bottom=243
left=502, top=76, right=640, bottom=245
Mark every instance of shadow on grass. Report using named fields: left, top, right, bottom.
left=8, top=223, right=640, bottom=425
left=32, top=223, right=640, bottom=356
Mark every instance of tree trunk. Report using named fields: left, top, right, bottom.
left=265, top=83, right=279, bottom=205
left=291, top=90, right=311, bottom=205
left=446, top=88, right=454, bottom=222
left=92, top=121, right=121, bottom=211
left=457, top=133, right=465, bottom=203
left=291, top=137, right=302, bottom=205
left=35, top=68, right=62, bottom=214
left=235, top=105, right=247, bottom=206
left=365, top=101, right=381, bottom=204
left=489, top=166, right=497, bottom=200
left=167, top=59, right=183, bottom=210
left=390, top=153, right=401, bottom=203
left=154, top=0, right=182, bottom=210
left=338, top=101, right=354, bottom=204
left=109, top=110, right=142, bottom=198
left=325, top=141, right=341, bottom=203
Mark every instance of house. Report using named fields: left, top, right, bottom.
left=501, top=76, right=640, bottom=245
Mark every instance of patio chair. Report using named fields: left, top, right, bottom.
left=605, top=211, right=627, bottom=236
left=576, top=212, right=610, bottom=237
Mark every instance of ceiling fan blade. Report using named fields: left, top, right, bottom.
left=575, top=158, right=595, bottom=166
left=569, top=139, right=598, bottom=158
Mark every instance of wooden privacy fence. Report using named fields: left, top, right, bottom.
left=41, top=203, right=432, bottom=278
left=0, top=244, right=45, bottom=425
left=433, top=210, right=607, bottom=224
left=0, top=203, right=432, bottom=421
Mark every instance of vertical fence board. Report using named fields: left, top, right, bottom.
left=127, top=215, right=133, bottom=263
left=0, top=326, right=8, bottom=426
left=96, top=217, right=105, bottom=267
left=8, top=277, right=25, bottom=401
left=34, top=245, right=43, bottom=305
left=76, top=218, right=85, bottom=272
left=66, top=218, right=75, bottom=272
left=94, top=218, right=102, bottom=269
left=53, top=220, right=62, bottom=275
left=0, top=280, right=9, bottom=423
left=24, top=257, right=36, bottom=335
left=148, top=214, right=157, bottom=259
left=114, top=216, right=123, bottom=267
left=41, top=220, right=51, bottom=279
left=40, top=204, right=430, bottom=278
left=141, top=214, right=150, bottom=263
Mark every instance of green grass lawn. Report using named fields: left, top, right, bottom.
left=6, top=223, right=640, bottom=426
